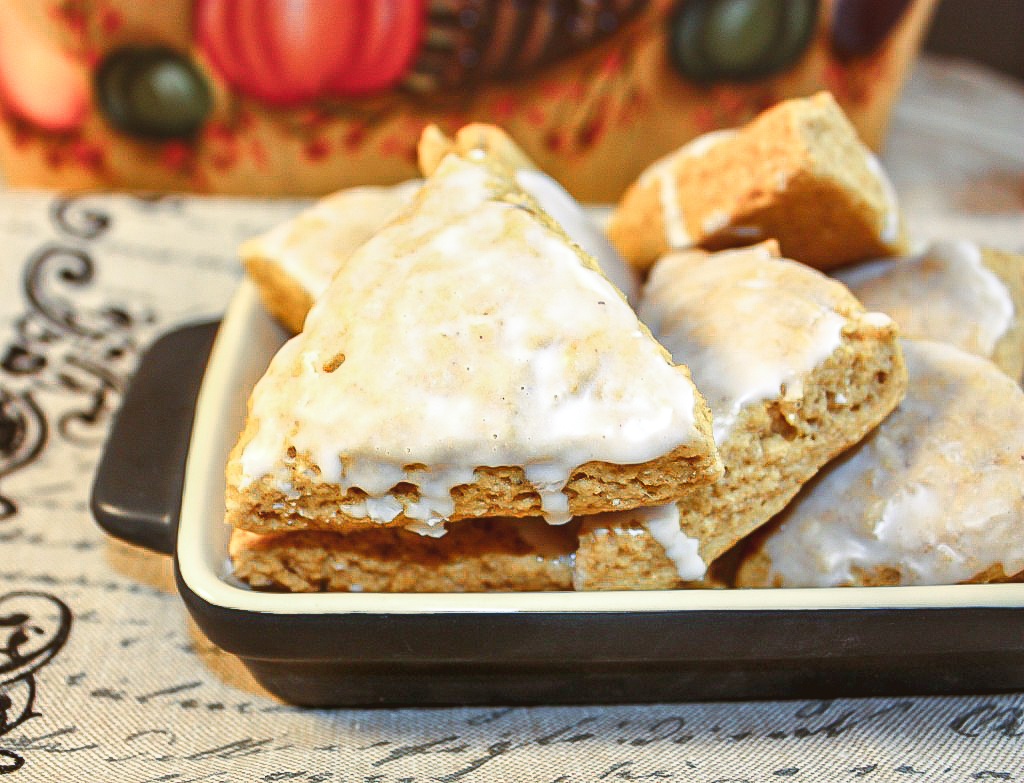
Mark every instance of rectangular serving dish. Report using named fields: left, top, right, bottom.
left=93, top=277, right=1024, bottom=706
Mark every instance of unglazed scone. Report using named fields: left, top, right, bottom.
left=229, top=517, right=576, bottom=593
left=607, top=92, right=907, bottom=272
left=225, top=137, right=722, bottom=537
left=240, top=180, right=423, bottom=332
left=833, top=241, right=1024, bottom=381
left=736, top=339, right=1024, bottom=588
left=574, top=243, right=907, bottom=590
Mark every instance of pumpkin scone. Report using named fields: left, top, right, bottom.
left=574, top=243, right=906, bottom=590
left=607, top=92, right=907, bottom=272
left=736, top=339, right=1024, bottom=588
left=225, top=135, right=721, bottom=539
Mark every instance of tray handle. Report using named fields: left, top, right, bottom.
left=91, top=321, right=220, bottom=555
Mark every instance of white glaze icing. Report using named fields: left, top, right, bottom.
left=639, top=245, right=849, bottom=443
left=637, top=129, right=737, bottom=251
left=580, top=504, right=705, bottom=581
left=236, top=153, right=706, bottom=527
left=758, top=339, right=1024, bottom=587
left=515, top=169, right=639, bottom=306
left=639, top=504, right=705, bottom=582
left=862, top=150, right=901, bottom=245
left=834, top=239, right=1014, bottom=358
left=240, top=180, right=422, bottom=299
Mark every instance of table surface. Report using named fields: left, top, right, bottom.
left=0, top=56, right=1022, bottom=781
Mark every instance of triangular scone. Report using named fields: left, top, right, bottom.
left=241, top=180, right=423, bottom=333
left=736, top=339, right=1024, bottom=588
left=574, top=243, right=907, bottom=590
left=834, top=241, right=1024, bottom=382
left=229, top=517, right=577, bottom=593
left=226, top=147, right=721, bottom=536
left=608, top=92, right=907, bottom=272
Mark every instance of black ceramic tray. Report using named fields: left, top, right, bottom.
left=91, top=280, right=1024, bottom=706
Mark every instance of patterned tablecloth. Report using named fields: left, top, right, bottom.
left=0, top=57, right=1022, bottom=781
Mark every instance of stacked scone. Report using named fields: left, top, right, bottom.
left=227, top=125, right=723, bottom=591
left=227, top=95, right=1024, bottom=592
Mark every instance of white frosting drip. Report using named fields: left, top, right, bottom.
left=759, top=339, right=1024, bottom=587
left=640, top=245, right=848, bottom=443
left=834, top=239, right=1014, bottom=358
left=581, top=504, right=705, bottom=581
left=403, top=518, right=449, bottom=538
left=637, top=129, right=737, bottom=251
left=237, top=154, right=704, bottom=527
left=638, top=504, right=706, bottom=582
left=240, top=180, right=422, bottom=299
left=515, top=169, right=639, bottom=306
left=862, top=150, right=901, bottom=244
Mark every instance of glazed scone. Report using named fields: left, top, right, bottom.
left=607, top=92, right=907, bottom=272
left=225, top=138, right=722, bottom=537
left=574, top=243, right=907, bottom=590
left=230, top=517, right=576, bottom=593
left=736, top=339, right=1024, bottom=588
left=241, top=180, right=423, bottom=333
left=833, top=241, right=1024, bottom=381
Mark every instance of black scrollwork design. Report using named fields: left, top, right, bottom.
left=49, top=197, right=112, bottom=241
left=0, top=592, right=72, bottom=774
left=23, top=245, right=119, bottom=341
left=0, top=392, right=46, bottom=521
left=0, top=197, right=153, bottom=519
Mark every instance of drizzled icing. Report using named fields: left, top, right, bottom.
left=639, top=245, right=855, bottom=443
left=637, top=129, right=737, bottom=251
left=756, top=339, right=1024, bottom=587
left=240, top=180, right=422, bottom=299
left=639, top=504, right=705, bottom=581
left=580, top=504, right=705, bottom=581
left=834, top=240, right=1014, bottom=358
left=235, top=153, right=705, bottom=527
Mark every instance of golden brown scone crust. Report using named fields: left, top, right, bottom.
left=230, top=517, right=575, bottom=592
left=608, top=92, right=908, bottom=272
left=226, top=435, right=722, bottom=534
left=244, top=256, right=315, bottom=335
